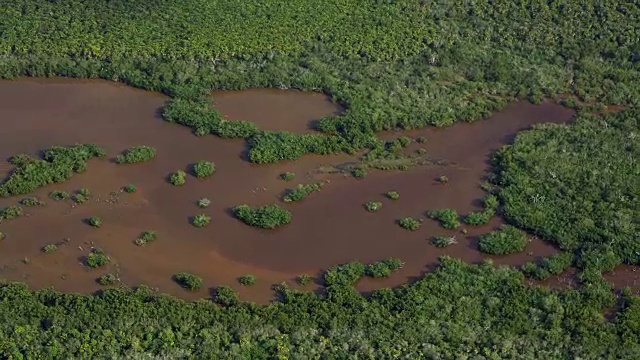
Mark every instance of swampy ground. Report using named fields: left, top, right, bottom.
left=0, top=78, right=632, bottom=303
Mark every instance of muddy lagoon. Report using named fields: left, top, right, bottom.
left=0, top=78, right=603, bottom=303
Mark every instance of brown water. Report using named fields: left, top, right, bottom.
left=0, top=78, right=581, bottom=303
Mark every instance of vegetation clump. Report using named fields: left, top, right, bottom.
left=115, top=146, right=156, bottom=164
left=478, top=225, right=528, bottom=255
left=134, top=231, right=157, bottom=246
left=521, top=252, right=574, bottom=280
left=431, top=235, right=457, bottom=248
left=365, top=258, right=404, bottom=278
left=280, top=172, right=295, bottom=181
left=0, top=206, right=24, bottom=220
left=173, top=272, right=202, bottom=291
left=192, top=160, right=215, bottom=178
left=464, top=195, right=500, bottom=226
left=233, top=204, right=292, bottom=229
left=282, top=183, right=323, bottom=202
left=238, top=275, right=256, bottom=286
left=0, top=145, right=105, bottom=197
left=398, top=217, right=421, bottom=231
left=190, top=214, right=211, bottom=228
left=363, top=201, right=382, bottom=212
left=197, top=198, right=211, bottom=208
left=42, top=244, right=58, bottom=253
left=169, top=170, right=187, bottom=186
left=20, top=196, right=45, bottom=207
left=96, top=273, right=118, bottom=286
left=123, top=184, right=137, bottom=193
left=297, top=274, right=313, bottom=285
left=385, top=191, right=400, bottom=200
left=427, top=209, right=461, bottom=229
left=49, top=190, right=69, bottom=201
left=213, top=286, right=239, bottom=306
left=87, top=216, right=102, bottom=228
left=86, top=248, right=110, bottom=268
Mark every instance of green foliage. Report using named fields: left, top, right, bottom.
left=197, top=198, right=211, bottom=208
left=325, top=261, right=366, bottom=287
left=427, top=209, right=461, bottom=229
left=248, top=131, right=345, bottom=164
left=385, top=191, right=400, bottom=200
left=42, top=244, right=58, bottom=253
left=464, top=195, right=500, bottom=226
left=416, top=136, right=427, bottom=144
left=366, top=258, right=404, bottom=278
left=233, top=204, right=292, bottom=229
left=190, top=214, right=211, bottom=228
left=115, top=146, right=156, bottom=164
left=134, top=231, right=157, bottom=246
left=123, top=184, right=137, bottom=193
left=0, top=206, right=23, bottom=220
left=478, top=225, right=528, bottom=255
left=282, top=183, right=323, bottom=202
left=522, top=252, right=574, bottom=280
left=351, top=167, right=367, bottom=179
left=86, top=248, right=110, bottom=268
left=78, top=188, right=91, bottom=197
left=0, top=145, right=105, bottom=197
left=19, top=196, right=45, bottom=207
left=213, top=286, right=239, bottom=306
left=169, top=170, right=187, bottom=186
left=280, top=172, right=296, bottom=181
left=297, top=274, right=313, bottom=285
left=97, top=273, right=118, bottom=286
left=87, top=216, right=102, bottom=228
left=495, top=109, right=639, bottom=273
left=173, top=272, right=202, bottom=291
left=432, top=235, right=457, bottom=248
left=398, top=217, right=421, bottom=231
left=437, top=175, right=449, bottom=184
left=192, top=160, right=215, bottom=178
left=238, top=275, right=256, bottom=286
left=72, top=193, right=88, bottom=204
left=49, top=190, right=69, bottom=201
left=363, top=201, right=382, bottom=212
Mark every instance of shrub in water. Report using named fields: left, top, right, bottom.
left=197, top=198, right=211, bottom=208
left=364, top=201, right=383, bottom=212
left=464, top=211, right=492, bottom=226
left=478, top=225, right=528, bottom=255
left=192, top=160, right=215, bottom=178
left=416, top=136, right=427, bottom=143
left=134, top=231, right=157, bottom=246
left=0, top=206, right=24, bottom=220
left=97, top=273, right=118, bottom=286
left=398, top=217, right=421, bottom=231
left=386, top=191, right=400, bottom=200
left=432, top=235, right=457, bottom=248
left=86, top=248, right=110, bottom=268
left=174, top=272, right=202, bottom=291
left=283, top=183, right=323, bottom=202
left=351, top=167, right=367, bottom=179
left=298, top=274, right=313, bottom=285
left=123, top=184, right=137, bottom=193
left=191, top=214, right=211, bottom=228
left=73, top=193, right=88, bottom=204
left=42, top=244, right=58, bottom=253
left=427, top=209, right=461, bottom=229
left=0, top=232, right=5, bottom=241
left=49, top=190, right=69, bottom=201
left=214, top=285, right=239, bottom=306
left=115, top=146, right=156, bottom=164
left=233, top=204, right=292, bottom=229
left=78, top=188, right=90, bottom=197
left=280, top=172, right=295, bottom=181
left=87, top=216, right=102, bottom=228
left=238, top=274, right=256, bottom=286
left=437, top=175, right=449, bottom=184
left=169, top=170, right=187, bottom=186
left=20, top=196, right=45, bottom=207
left=366, top=262, right=392, bottom=278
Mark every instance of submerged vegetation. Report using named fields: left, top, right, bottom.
left=282, top=183, right=324, bottom=202
left=233, top=204, right=292, bottom=229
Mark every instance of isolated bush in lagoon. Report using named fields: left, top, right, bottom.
left=282, top=183, right=323, bottom=202
left=233, top=204, right=292, bottom=229
left=398, top=217, right=421, bottom=231
left=86, top=248, right=110, bottom=268
left=191, top=214, right=211, bottom=228
left=169, top=170, right=187, bottom=186
left=192, top=160, right=215, bottom=178
left=173, top=272, right=202, bottom=291
left=20, top=196, right=45, bottom=207
left=427, top=208, right=461, bottom=229
left=364, top=201, right=382, bottom=212
left=0, top=206, right=23, bottom=220
left=115, top=146, right=156, bottom=164
left=0, top=144, right=105, bottom=197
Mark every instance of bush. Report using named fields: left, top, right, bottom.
left=115, top=146, right=156, bottom=164
left=238, top=274, right=256, bottom=286
left=20, top=196, right=45, bottom=207
left=0, top=144, right=105, bottom=197
left=73, top=193, right=88, bottom=204
left=478, top=225, right=528, bottom=255
left=49, top=190, right=69, bottom=201
left=386, top=191, right=400, bottom=200
left=0, top=206, right=24, bottom=220
left=351, top=167, right=367, bottom=179
left=427, top=209, right=460, bottom=229
left=325, top=261, right=366, bottom=287
left=398, top=217, right=421, bottom=231
left=197, top=198, right=211, bottom=208
left=214, top=286, right=239, bottom=306
left=297, top=274, right=313, bottom=285
left=169, top=170, right=187, bottom=186
left=78, top=188, right=91, bottom=197
left=416, top=136, right=428, bottom=144
left=464, top=211, right=492, bottom=226
left=437, top=175, right=449, bottom=184
left=192, top=160, right=215, bottom=178
left=122, top=184, right=136, bottom=193
left=432, top=235, right=457, bottom=248
left=366, top=258, right=404, bottom=278
left=283, top=183, right=323, bottom=202
left=97, top=273, right=118, bottom=286
left=42, top=244, right=58, bottom=253
left=87, top=216, right=102, bottom=228
left=134, top=231, right=157, bottom=246
left=233, top=204, right=292, bottom=229
left=364, top=201, right=383, bottom=212
left=86, top=248, right=110, bottom=268
left=191, top=214, right=211, bottom=228
left=280, top=172, right=295, bottom=181
left=174, top=272, right=202, bottom=291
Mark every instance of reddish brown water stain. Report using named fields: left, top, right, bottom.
left=211, top=88, right=342, bottom=133
left=0, top=79, right=576, bottom=303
